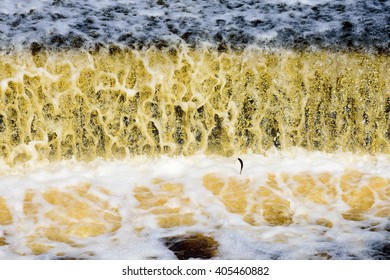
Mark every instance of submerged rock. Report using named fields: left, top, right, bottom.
left=163, top=233, right=219, bottom=260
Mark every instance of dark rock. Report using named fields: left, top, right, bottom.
left=0, top=115, right=5, bottom=133
left=70, top=34, right=85, bottom=48
left=157, top=0, right=166, bottom=6
left=153, top=39, right=169, bottom=49
left=118, top=33, right=134, bottom=42
left=50, top=34, right=66, bottom=46
left=30, top=41, right=44, bottom=55
left=312, top=252, right=333, bottom=260
left=370, top=242, right=390, bottom=260
left=342, top=21, right=353, bottom=32
left=109, top=44, right=121, bottom=55
left=163, top=233, right=219, bottom=260
left=216, top=19, right=226, bottom=26
left=52, top=0, right=65, bottom=6
left=50, top=13, right=67, bottom=20
left=11, top=18, right=22, bottom=27
left=385, top=97, right=390, bottom=114
left=53, top=257, right=86, bottom=260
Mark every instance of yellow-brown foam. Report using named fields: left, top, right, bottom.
left=0, top=47, right=389, bottom=166
left=18, top=184, right=121, bottom=255
left=134, top=181, right=196, bottom=228
left=202, top=171, right=390, bottom=226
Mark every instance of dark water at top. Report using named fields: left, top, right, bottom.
left=0, top=0, right=389, bottom=51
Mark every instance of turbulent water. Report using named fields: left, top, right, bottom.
left=0, top=0, right=389, bottom=260
left=0, top=0, right=389, bottom=51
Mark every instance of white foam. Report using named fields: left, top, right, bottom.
left=0, top=150, right=389, bottom=259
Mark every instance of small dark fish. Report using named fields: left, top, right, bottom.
left=238, top=158, right=243, bottom=175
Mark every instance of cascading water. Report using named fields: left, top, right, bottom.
left=0, top=0, right=389, bottom=260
